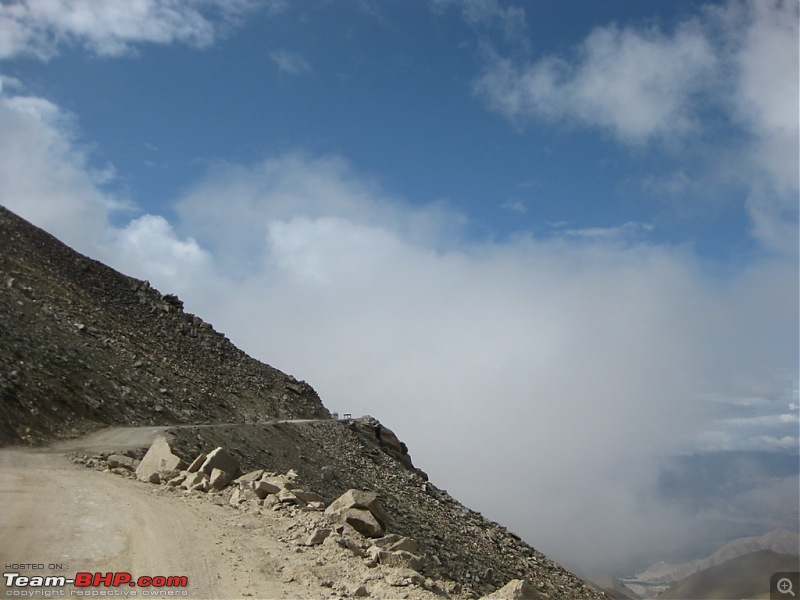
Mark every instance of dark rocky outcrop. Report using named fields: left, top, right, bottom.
left=350, top=415, right=424, bottom=476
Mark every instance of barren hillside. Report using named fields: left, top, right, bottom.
left=0, top=205, right=327, bottom=446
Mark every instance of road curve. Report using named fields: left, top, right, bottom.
left=43, top=418, right=332, bottom=454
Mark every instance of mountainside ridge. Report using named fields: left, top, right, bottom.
left=0, top=204, right=328, bottom=446
left=0, top=205, right=606, bottom=598
left=635, top=528, right=800, bottom=586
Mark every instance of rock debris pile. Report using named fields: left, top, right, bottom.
left=79, top=437, right=460, bottom=599
left=75, top=434, right=606, bottom=599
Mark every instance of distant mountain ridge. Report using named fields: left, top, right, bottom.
left=657, top=550, right=800, bottom=600
left=635, top=528, right=800, bottom=585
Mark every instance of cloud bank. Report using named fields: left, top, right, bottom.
left=2, top=83, right=796, bottom=570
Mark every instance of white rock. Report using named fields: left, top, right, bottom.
left=199, top=447, right=240, bottom=478
left=209, top=468, right=232, bottom=490
left=325, top=489, right=390, bottom=530
left=305, top=528, right=331, bottom=546
left=182, top=471, right=207, bottom=490
left=135, top=437, right=185, bottom=483
left=343, top=507, right=384, bottom=538
left=253, top=479, right=281, bottom=499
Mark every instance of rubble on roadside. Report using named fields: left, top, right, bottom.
left=75, top=436, right=471, bottom=600
left=71, top=426, right=606, bottom=600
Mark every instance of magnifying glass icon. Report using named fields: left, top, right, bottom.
left=778, top=577, right=796, bottom=596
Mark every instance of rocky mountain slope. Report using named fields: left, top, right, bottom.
left=0, top=205, right=606, bottom=599
left=0, top=205, right=327, bottom=446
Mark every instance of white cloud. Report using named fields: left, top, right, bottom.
left=172, top=153, right=466, bottom=277
left=472, top=0, right=799, bottom=256
left=558, top=220, right=654, bottom=240
left=500, top=200, right=526, bottom=214
left=105, top=215, right=215, bottom=291
left=0, top=84, right=796, bottom=574
left=474, top=21, right=716, bottom=145
left=0, top=90, right=219, bottom=313
left=0, top=74, right=23, bottom=94
left=0, top=93, right=120, bottom=251
left=170, top=154, right=797, bottom=572
left=723, top=0, right=799, bottom=254
left=724, top=0, right=799, bottom=194
left=269, top=49, right=311, bottom=76
left=0, top=0, right=280, bottom=59
left=266, top=216, right=405, bottom=285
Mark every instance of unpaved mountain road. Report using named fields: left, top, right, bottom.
left=44, top=419, right=325, bottom=454
left=0, top=420, right=331, bottom=600
left=0, top=448, right=249, bottom=598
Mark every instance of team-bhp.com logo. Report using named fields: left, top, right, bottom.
left=4, top=572, right=188, bottom=597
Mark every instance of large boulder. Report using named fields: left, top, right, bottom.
left=375, top=549, right=425, bottom=571
left=199, top=447, right=240, bottom=479
left=343, top=507, right=384, bottom=538
left=325, top=489, right=390, bottom=531
left=325, top=489, right=391, bottom=538
left=135, top=436, right=186, bottom=483
left=186, top=453, right=206, bottom=473
left=305, top=528, right=331, bottom=546
left=262, top=474, right=297, bottom=490
left=234, top=469, right=265, bottom=484
left=253, top=479, right=282, bottom=499
left=208, top=468, right=232, bottom=490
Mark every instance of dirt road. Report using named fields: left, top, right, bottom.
left=0, top=422, right=452, bottom=600
left=0, top=447, right=255, bottom=598
left=0, top=423, right=323, bottom=599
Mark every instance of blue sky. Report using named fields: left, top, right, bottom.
left=1, top=0, right=798, bottom=574
left=3, top=0, right=782, bottom=256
